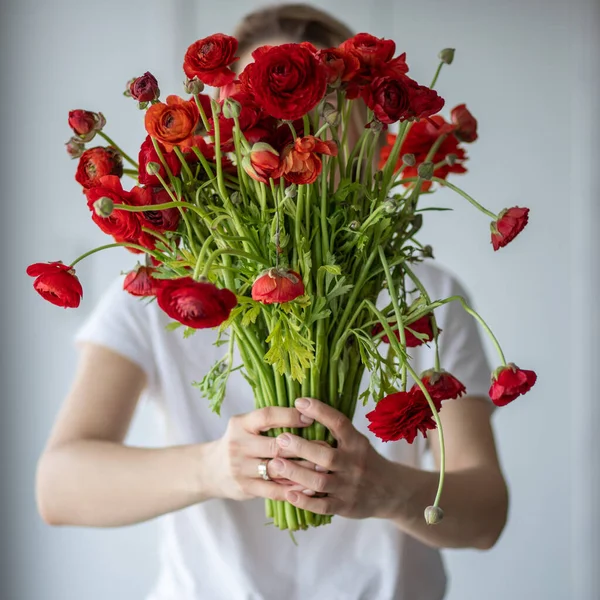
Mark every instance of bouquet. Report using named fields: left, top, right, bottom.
left=28, top=33, right=536, bottom=531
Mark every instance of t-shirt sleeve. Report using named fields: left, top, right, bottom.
left=74, top=277, right=158, bottom=392
left=430, top=271, right=493, bottom=402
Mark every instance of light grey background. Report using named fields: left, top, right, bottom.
left=2, top=0, right=598, bottom=598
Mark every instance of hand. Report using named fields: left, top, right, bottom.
left=268, top=398, right=399, bottom=519
left=208, top=406, right=322, bottom=502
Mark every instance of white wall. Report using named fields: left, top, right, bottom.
left=2, top=0, right=596, bottom=598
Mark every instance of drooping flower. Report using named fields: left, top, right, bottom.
left=123, top=265, right=161, bottom=297
left=242, top=143, right=283, bottom=184
left=183, top=34, right=239, bottom=87
left=491, top=207, right=530, bottom=251
left=413, top=370, right=467, bottom=402
left=144, top=95, right=199, bottom=151
left=373, top=313, right=439, bottom=347
left=450, top=104, right=478, bottom=143
left=489, top=364, right=537, bottom=407
left=75, top=147, right=123, bottom=189
left=156, top=278, right=237, bottom=329
left=281, top=136, right=338, bottom=185
left=26, top=262, right=83, bottom=308
left=68, top=109, right=106, bottom=141
left=252, top=269, right=305, bottom=304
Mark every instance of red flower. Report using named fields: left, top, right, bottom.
left=414, top=370, right=466, bottom=401
left=68, top=109, right=105, bottom=141
left=138, top=136, right=181, bottom=186
left=127, top=72, right=160, bottom=103
left=131, top=185, right=180, bottom=234
left=366, top=389, right=441, bottom=443
left=315, top=47, right=361, bottom=86
left=451, top=104, right=478, bottom=143
left=252, top=269, right=305, bottom=304
left=339, top=33, right=396, bottom=68
left=246, top=43, right=327, bottom=121
left=144, top=95, right=199, bottom=151
left=183, top=34, right=239, bottom=87
left=243, top=143, right=283, bottom=184
left=281, top=136, right=338, bottom=185
left=489, top=364, right=537, bottom=407
left=491, top=207, right=530, bottom=251
left=85, top=176, right=142, bottom=249
left=157, top=278, right=237, bottom=329
left=26, top=262, right=83, bottom=308
left=75, top=146, right=123, bottom=189
left=374, top=313, right=438, bottom=347
left=123, top=265, right=161, bottom=297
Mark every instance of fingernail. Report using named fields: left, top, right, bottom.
left=270, top=458, right=284, bottom=473
left=315, top=465, right=328, bottom=472
left=300, top=414, right=314, bottom=424
left=302, top=489, right=315, bottom=496
left=295, top=398, right=310, bottom=409
left=277, top=434, right=291, bottom=447
left=288, top=492, right=299, bottom=502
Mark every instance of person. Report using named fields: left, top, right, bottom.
left=35, top=4, right=508, bottom=600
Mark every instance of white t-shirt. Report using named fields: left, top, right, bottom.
left=75, top=260, right=492, bottom=600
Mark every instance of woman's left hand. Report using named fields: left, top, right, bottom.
left=268, top=397, right=399, bottom=519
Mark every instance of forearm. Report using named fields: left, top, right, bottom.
left=36, top=439, right=218, bottom=527
left=382, top=462, right=508, bottom=550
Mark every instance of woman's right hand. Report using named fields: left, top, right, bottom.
left=206, top=407, right=319, bottom=502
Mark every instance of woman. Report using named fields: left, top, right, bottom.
left=36, top=4, right=508, bottom=599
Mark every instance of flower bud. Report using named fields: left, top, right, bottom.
left=402, top=153, right=416, bottom=167
left=93, top=196, right=114, bottom=218
left=210, top=98, right=221, bottom=116
left=383, top=198, right=397, bottom=214
left=438, top=48, right=455, bottom=65
left=321, top=102, right=340, bottom=127
left=421, top=245, right=435, bottom=258
left=424, top=505, right=444, bottom=525
left=369, top=119, right=384, bottom=134
left=222, top=98, right=242, bottom=119
left=349, top=220, right=360, bottom=230
left=417, top=161, right=434, bottom=180
left=126, top=72, right=160, bottom=103
left=146, top=161, right=161, bottom=176
left=284, top=184, right=298, bottom=199
left=445, top=153, right=457, bottom=166
left=65, top=136, right=86, bottom=159
left=230, top=191, right=241, bottom=205
left=184, top=76, right=205, bottom=95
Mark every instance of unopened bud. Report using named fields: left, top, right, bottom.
left=184, top=77, right=204, bottom=95
left=424, top=505, right=444, bottom=525
left=93, top=196, right=114, bottom=218
left=284, top=184, right=298, bottom=199
left=223, top=98, right=242, bottom=119
left=146, top=161, right=161, bottom=175
left=369, top=119, right=384, bottom=134
left=230, top=191, right=241, bottom=205
left=321, top=102, right=340, bottom=127
left=445, top=153, right=457, bottom=166
left=349, top=220, right=360, bottom=230
left=417, top=161, right=434, bottom=180
left=210, top=98, right=221, bottom=116
left=65, top=136, right=85, bottom=159
left=383, top=198, right=397, bottom=214
left=421, top=245, right=435, bottom=258
left=438, top=48, right=455, bottom=65
left=402, top=153, right=416, bottom=167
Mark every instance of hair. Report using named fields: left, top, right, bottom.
left=232, top=4, right=355, bottom=66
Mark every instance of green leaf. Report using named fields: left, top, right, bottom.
left=318, top=264, right=342, bottom=276
left=242, top=304, right=261, bottom=327
left=193, top=354, right=232, bottom=415
left=264, top=317, right=314, bottom=382
left=165, top=321, right=183, bottom=332
left=183, top=327, right=197, bottom=339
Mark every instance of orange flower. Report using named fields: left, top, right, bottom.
left=281, top=136, right=337, bottom=185
left=144, top=95, right=199, bottom=151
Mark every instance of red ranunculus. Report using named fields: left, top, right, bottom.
left=157, top=278, right=237, bottom=329
left=183, top=34, right=239, bottom=87
left=131, top=185, right=181, bottom=233
left=243, top=143, right=283, bottom=184
left=451, top=104, right=478, bottom=143
left=68, top=109, right=105, bottom=141
left=75, top=146, right=123, bottom=189
left=366, top=389, right=441, bottom=443
left=26, top=262, right=83, bottom=308
left=315, top=47, right=361, bottom=86
left=252, top=269, right=305, bottom=304
left=123, top=265, right=161, bottom=297
left=246, top=43, right=327, bottom=121
left=281, top=136, right=338, bottom=185
left=138, top=136, right=181, bottom=186
left=145, top=95, right=199, bottom=151
left=127, top=72, right=160, bottom=103
left=340, top=33, right=396, bottom=67
left=85, top=175, right=142, bottom=249
left=414, top=370, right=467, bottom=401
left=374, top=313, right=438, bottom=347
left=491, top=207, right=530, bottom=251
left=489, top=364, right=537, bottom=407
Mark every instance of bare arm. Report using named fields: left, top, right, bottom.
left=36, top=343, right=315, bottom=527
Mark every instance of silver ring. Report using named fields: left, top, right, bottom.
left=257, top=459, right=271, bottom=481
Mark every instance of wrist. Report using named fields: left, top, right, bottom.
left=374, top=459, right=425, bottom=522
left=187, top=440, right=222, bottom=502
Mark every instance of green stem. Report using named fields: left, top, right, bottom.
left=173, top=147, right=194, bottom=180
left=193, top=234, right=215, bottom=280
left=98, top=131, right=138, bottom=169
left=429, top=61, right=445, bottom=89
left=431, top=178, right=497, bottom=219
left=194, top=94, right=211, bottom=132
left=211, top=103, right=229, bottom=202
left=70, top=242, right=162, bottom=267
left=201, top=248, right=270, bottom=278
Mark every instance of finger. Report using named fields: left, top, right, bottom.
left=285, top=489, right=340, bottom=516
left=276, top=434, right=339, bottom=471
left=240, top=432, right=312, bottom=460
left=240, top=406, right=314, bottom=434
left=243, top=479, right=291, bottom=502
left=244, top=457, right=322, bottom=481
left=268, top=458, right=337, bottom=494
left=293, top=398, right=355, bottom=444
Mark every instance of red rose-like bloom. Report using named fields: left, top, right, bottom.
left=246, top=43, right=327, bottom=121
left=68, top=110, right=105, bottom=140
left=138, top=136, right=181, bottom=186
left=281, top=136, right=338, bottom=185
left=145, top=95, right=199, bottom=151
left=315, top=47, right=361, bottom=86
left=131, top=185, right=181, bottom=234
left=252, top=269, right=305, bottom=304
left=366, top=390, right=441, bottom=443
left=85, top=175, right=142, bottom=248
left=75, top=146, right=123, bottom=189
left=128, top=72, right=160, bottom=103
left=340, top=33, right=396, bottom=67
left=243, top=143, right=283, bottom=184
left=157, top=278, right=237, bottom=329
left=26, top=262, right=83, bottom=308
left=414, top=370, right=467, bottom=402
left=451, top=104, right=478, bottom=143
left=374, top=313, right=438, bottom=347
left=123, top=265, right=161, bottom=297
left=183, top=34, right=239, bottom=87
left=489, top=364, right=537, bottom=407
left=491, top=207, right=530, bottom=251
